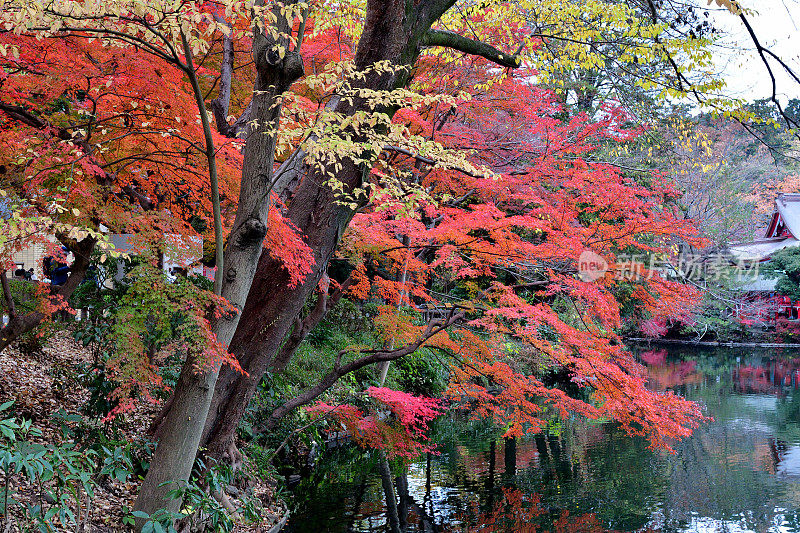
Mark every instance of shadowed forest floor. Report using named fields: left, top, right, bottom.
left=0, top=330, right=285, bottom=532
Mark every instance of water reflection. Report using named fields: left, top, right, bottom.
left=284, top=347, right=800, bottom=532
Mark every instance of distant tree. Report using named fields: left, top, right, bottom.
left=664, top=115, right=781, bottom=246
left=528, top=0, right=722, bottom=119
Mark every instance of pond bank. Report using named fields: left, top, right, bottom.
left=282, top=346, right=800, bottom=532
left=626, top=336, right=800, bottom=348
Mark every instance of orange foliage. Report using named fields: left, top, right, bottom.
left=335, top=61, right=706, bottom=450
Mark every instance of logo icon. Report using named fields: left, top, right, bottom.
left=577, top=250, right=608, bottom=282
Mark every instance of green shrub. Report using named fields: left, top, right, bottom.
left=390, top=349, right=448, bottom=397
left=0, top=401, right=134, bottom=531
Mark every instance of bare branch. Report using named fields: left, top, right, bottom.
left=737, top=12, right=800, bottom=132
left=210, top=15, right=236, bottom=137
left=180, top=29, right=224, bottom=295
left=256, top=311, right=465, bottom=432
left=421, top=30, right=520, bottom=69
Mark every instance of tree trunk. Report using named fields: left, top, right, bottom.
left=201, top=137, right=368, bottom=452
left=132, top=2, right=304, bottom=524
left=199, top=0, right=520, bottom=463
left=0, top=311, right=48, bottom=353
left=201, top=0, right=434, bottom=456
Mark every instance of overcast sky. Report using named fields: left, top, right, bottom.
left=709, top=0, right=800, bottom=103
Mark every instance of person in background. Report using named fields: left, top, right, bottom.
left=50, top=263, right=70, bottom=286
left=47, top=246, right=71, bottom=287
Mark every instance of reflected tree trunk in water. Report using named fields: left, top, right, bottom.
left=549, top=435, right=572, bottom=480
left=486, top=439, right=496, bottom=510
left=424, top=452, right=435, bottom=523
left=379, top=454, right=402, bottom=533
left=396, top=467, right=439, bottom=533
left=504, top=437, right=517, bottom=484
left=536, top=434, right=560, bottom=481
left=769, top=437, right=784, bottom=472
left=347, top=479, right=367, bottom=533
left=535, top=434, right=549, bottom=463
left=396, top=472, right=409, bottom=531
left=426, top=453, right=432, bottom=494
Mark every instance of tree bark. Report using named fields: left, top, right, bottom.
left=199, top=0, right=523, bottom=456
left=201, top=0, right=422, bottom=455
left=132, top=1, right=304, bottom=524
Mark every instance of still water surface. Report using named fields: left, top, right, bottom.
left=284, top=347, right=800, bottom=532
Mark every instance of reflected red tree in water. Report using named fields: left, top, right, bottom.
left=642, top=349, right=702, bottom=391
left=732, top=360, right=800, bottom=394
left=640, top=349, right=667, bottom=366
left=641, top=347, right=800, bottom=396
left=446, top=488, right=623, bottom=533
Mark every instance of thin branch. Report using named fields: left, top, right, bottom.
left=210, top=14, right=235, bottom=137
left=180, top=30, right=224, bottom=296
left=31, top=25, right=178, bottom=66
left=737, top=12, right=800, bottom=132
left=510, top=281, right=550, bottom=290
left=382, top=145, right=489, bottom=178
left=262, top=401, right=349, bottom=463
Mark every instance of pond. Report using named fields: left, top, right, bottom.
left=283, top=347, right=800, bottom=532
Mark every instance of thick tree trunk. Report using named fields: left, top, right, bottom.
left=132, top=2, right=304, bottom=524
left=202, top=144, right=362, bottom=453
left=0, top=311, right=48, bottom=352
left=199, top=0, right=465, bottom=456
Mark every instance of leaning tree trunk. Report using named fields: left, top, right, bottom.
left=132, top=3, right=304, bottom=523
left=200, top=125, right=365, bottom=457
left=200, top=0, right=460, bottom=457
